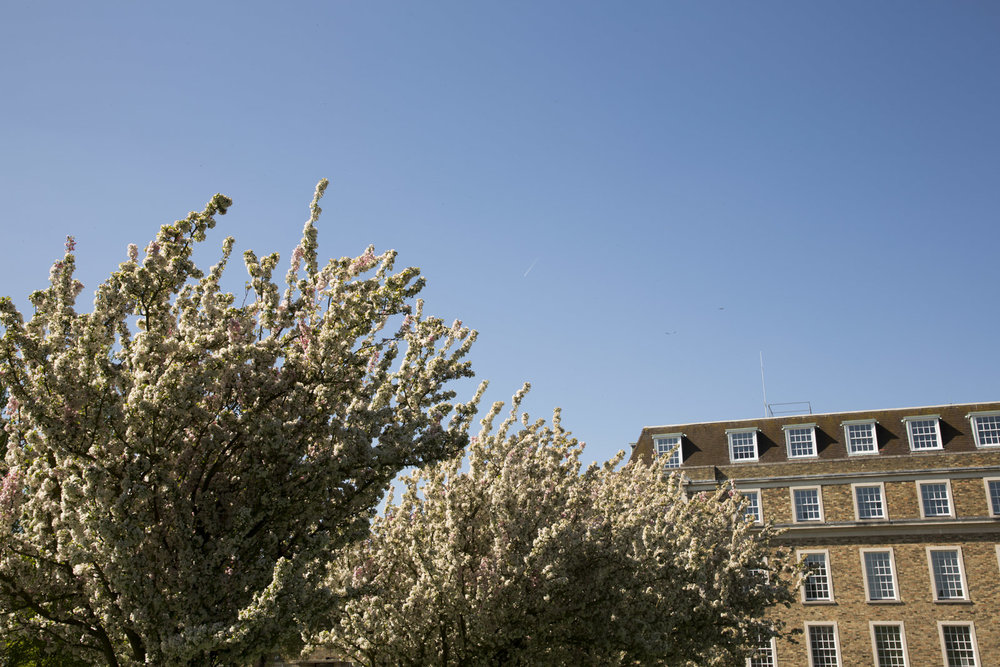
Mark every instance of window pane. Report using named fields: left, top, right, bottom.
left=974, top=415, right=1000, bottom=447
left=655, top=437, right=682, bottom=468
left=908, top=419, right=941, bottom=450
left=942, top=625, right=977, bottom=666
left=730, top=432, right=757, bottom=461
left=803, top=553, right=831, bottom=601
left=988, top=480, right=1000, bottom=516
left=931, top=550, right=965, bottom=600
left=748, top=638, right=775, bottom=667
left=743, top=491, right=761, bottom=523
left=846, top=422, right=877, bottom=454
left=808, top=625, right=839, bottom=666
left=920, top=483, right=951, bottom=517
left=873, top=625, right=906, bottom=667
left=856, top=486, right=885, bottom=519
left=787, top=427, right=816, bottom=457
left=864, top=551, right=896, bottom=600
left=794, top=488, right=821, bottom=521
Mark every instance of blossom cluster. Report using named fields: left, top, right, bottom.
left=0, top=181, right=479, bottom=665
left=313, top=386, right=795, bottom=666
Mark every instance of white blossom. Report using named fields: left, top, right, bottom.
left=0, top=181, right=479, bottom=665
left=313, top=386, right=795, bottom=666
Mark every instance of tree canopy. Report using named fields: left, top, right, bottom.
left=0, top=181, right=480, bottom=665
left=314, top=386, right=795, bottom=666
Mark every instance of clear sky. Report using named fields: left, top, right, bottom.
left=1, top=2, right=998, bottom=465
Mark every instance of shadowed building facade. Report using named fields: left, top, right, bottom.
left=631, top=401, right=1000, bottom=667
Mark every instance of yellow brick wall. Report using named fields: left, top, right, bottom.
left=750, top=477, right=1000, bottom=663
left=768, top=534, right=999, bottom=664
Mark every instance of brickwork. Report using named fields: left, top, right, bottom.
left=632, top=401, right=1000, bottom=666
left=768, top=535, right=1000, bottom=664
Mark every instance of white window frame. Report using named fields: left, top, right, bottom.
left=852, top=482, right=888, bottom=520
left=938, top=621, right=980, bottom=666
left=805, top=621, right=842, bottom=667
left=727, top=427, right=760, bottom=463
left=968, top=410, right=1000, bottom=449
left=926, top=546, right=969, bottom=602
left=783, top=423, right=817, bottom=459
left=791, top=486, right=824, bottom=523
left=869, top=621, right=909, bottom=667
left=860, top=548, right=899, bottom=602
left=653, top=432, right=684, bottom=469
left=902, top=415, right=943, bottom=451
left=746, top=636, right=777, bottom=667
left=799, top=549, right=834, bottom=603
left=983, top=477, right=1000, bottom=517
left=842, top=419, right=878, bottom=456
left=916, top=479, right=954, bottom=519
left=741, top=488, right=763, bottom=525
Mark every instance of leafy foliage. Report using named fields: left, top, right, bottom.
left=315, top=386, right=795, bottom=666
left=0, top=182, right=479, bottom=665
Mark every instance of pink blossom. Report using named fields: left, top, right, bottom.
left=350, top=250, right=377, bottom=274
left=298, top=320, right=311, bottom=351
left=65, top=236, right=76, bottom=253
left=0, top=467, right=23, bottom=523
left=127, top=244, right=139, bottom=262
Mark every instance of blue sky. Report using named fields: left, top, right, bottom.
left=1, top=2, right=998, bottom=465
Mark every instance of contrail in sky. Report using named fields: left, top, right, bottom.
left=523, top=258, right=539, bottom=277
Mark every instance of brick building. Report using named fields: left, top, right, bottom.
left=630, top=401, right=1000, bottom=666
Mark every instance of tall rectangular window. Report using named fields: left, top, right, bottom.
left=871, top=623, right=908, bottom=667
left=801, top=551, right=833, bottom=602
left=854, top=484, right=886, bottom=520
left=903, top=416, right=942, bottom=451
left=928, top=548, right=967, bottom=601
left=741, top=489, right=762, bottom=524
left=843, top=420, right=878, bottom=455
left=862, top=550, right=897, bottom=601
left=793, top=487, right=823, bottom=522
left=784, top=424, right=817, bottom=458
left=807, top=624, right=841, bottom=666
left=939, top=623, right=979, bottom=666
left=985, top=479, right=1000, bottom=516
left=918, top=481, right=953, bottom=518
left=969, top=412, right=1000, bottom=448
left=747, top=637, right=776, bottom=667
left=654, top=434, right=683, bottom=468
left=727, top=429, right=759, bottom=462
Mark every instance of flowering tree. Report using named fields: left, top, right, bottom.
left=0, top=181, right=480, bottom=666
left=314, top=386, right=795, bottom=666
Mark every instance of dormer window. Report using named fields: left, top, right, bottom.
left=783, top=423, right=817, bottom=458
left=726, top=427, right=759, bottom=463
left=653, top=433, right=684, bottom=468
left=842, top=419, right=878, bottom=455
left=968, top=411, right=1000, bottom=448
left=902, top=415, right=943, bottom=451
